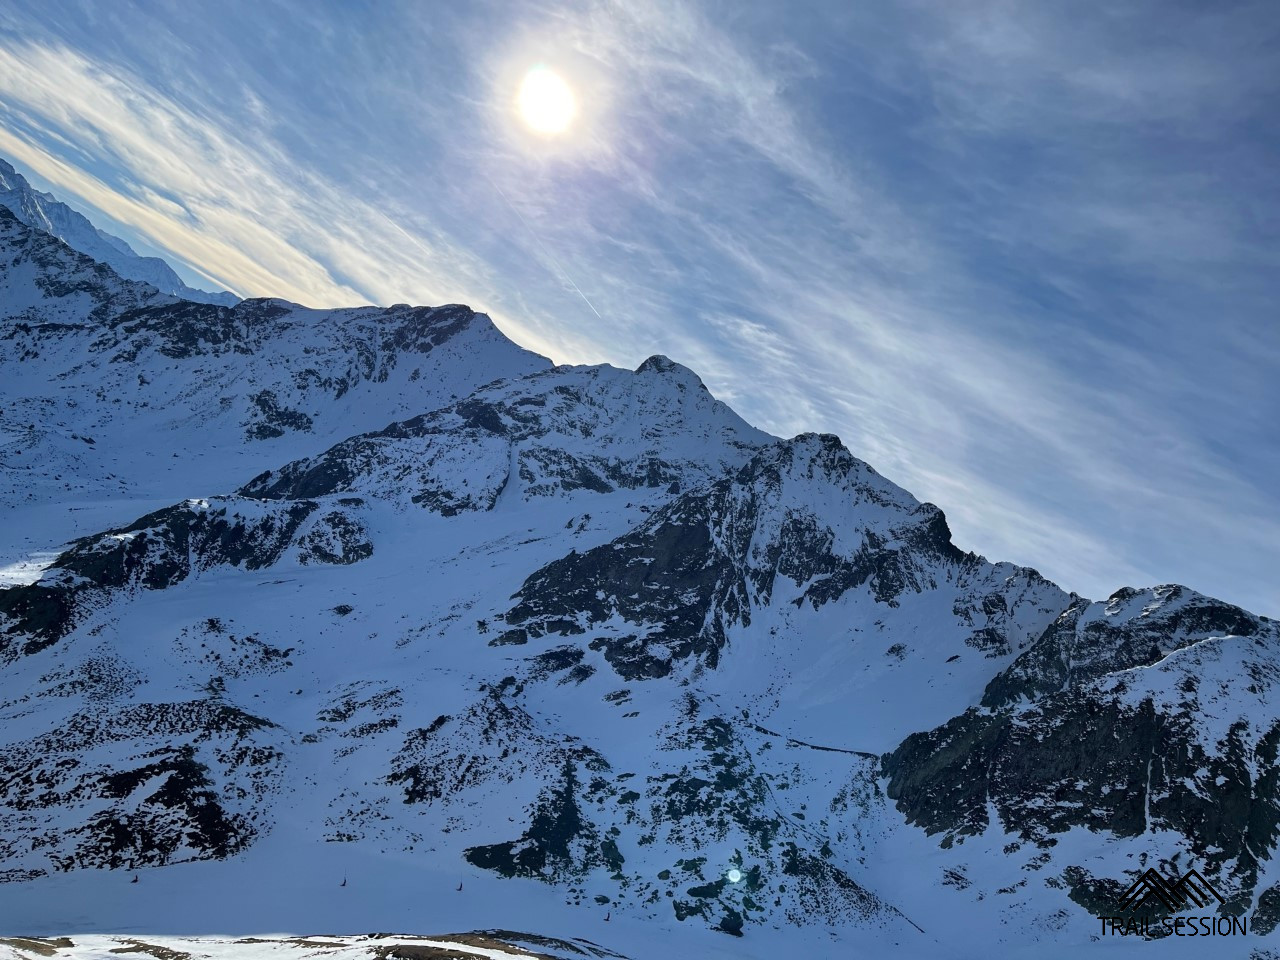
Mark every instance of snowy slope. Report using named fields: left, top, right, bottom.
left=2, top=194, right=1279, bottom=958
left=0, top=158, right=237, bottom=305
left=0, top=205, right=550, bottom=575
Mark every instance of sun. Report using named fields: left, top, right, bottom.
left=517, top=66, right=577, bottom=136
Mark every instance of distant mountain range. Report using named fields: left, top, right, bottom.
left=0, top=157, right=237, bottom=305
left=1, top=161, right=1277, bottom=959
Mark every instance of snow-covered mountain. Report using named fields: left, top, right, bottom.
left=2, top=194, right=1278, bottom=959
left=0, top=157, right=237, bottom=306
left=0, top=204, right=550, bottom=576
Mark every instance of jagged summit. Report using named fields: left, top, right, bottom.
left=982, top=581, right=1270, bottom=709
left=0, top=157, right=237, bottom=305
left=760, top=432, right=900, bottom=494
left=634, top=353, right=710, bottom=391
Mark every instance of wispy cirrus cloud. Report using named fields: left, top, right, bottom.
left=0, top=0, right=1275, bottom=614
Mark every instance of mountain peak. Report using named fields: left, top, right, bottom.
left=635, top=354, right=706, bottom=388
left=785, top=431, right=850, bottom=456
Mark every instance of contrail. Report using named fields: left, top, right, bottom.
left=489, top=177, right=605, bottom=321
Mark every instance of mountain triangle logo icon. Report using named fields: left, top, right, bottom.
left=1118, top=868, right=1225, bottom=913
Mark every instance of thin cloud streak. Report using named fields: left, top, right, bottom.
left=0, top=40, right=497, bottom=311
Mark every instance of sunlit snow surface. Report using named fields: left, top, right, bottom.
left=0, top=551, right=57, bottom=587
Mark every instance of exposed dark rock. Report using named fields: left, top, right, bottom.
left=0, top=498, right=317, bottom=662
left=884, top=589, right=1280, bottom=914
left=504, top=434, right=1021, bottom=679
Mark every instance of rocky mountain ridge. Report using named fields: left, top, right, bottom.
left=0, top=158, right=237, bottom=305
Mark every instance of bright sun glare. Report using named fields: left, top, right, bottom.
left=517, top=66, right=577, bottom=135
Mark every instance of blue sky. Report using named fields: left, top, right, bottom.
left=0, top=0, right=1276, bottom=615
